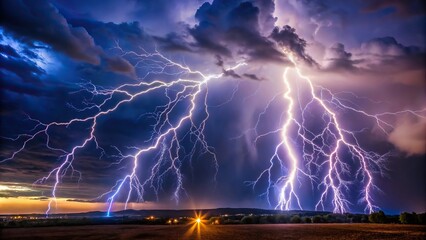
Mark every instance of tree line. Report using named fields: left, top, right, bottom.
left=369, top=211, right=426, bottom=224
left=1, top=211, right=425, bottom=228
left=209, top=211, right=426, bottom=225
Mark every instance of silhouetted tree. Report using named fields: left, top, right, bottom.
left=259, top=215, right=276, bottom=224
left=275, top=214, right=289, bottom=223
left=369, top=211, right=387, bottom=223
left=417, top=213, right=426, bottom=225
left=400, top=212, right=419, bottom=224
left=400, top=212, right=408, bottom=224
left=312, top=215, right=323, bottom=223
left=290, top=215, right=301, bottom=223
left=241, top=215, right=259, bottom=224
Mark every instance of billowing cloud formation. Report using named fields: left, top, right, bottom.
left=68, top=19, right=151, bottom=50
left=189, top=0, right=313, bottom=64
left=270, top=25, right=316, bottom=65
left=0, top=44, right=45, bottom=86
left=154, top=32, right=193, bottom=52
left=360, top=37, right=421, bottom=57
left=53, top=0, right=200, bottom=34
left=320, top=37, right=425, bottom=86
left=0, top=0, right=101, bottom=65
left=0, top=0, right=135, bottom=76
left=253, top=0, right=277, bottom=35
left=358, top=37, right=425, bottom=86
left=316, top=37, right=425, bottom=155
left=0, top=183, right=41, bottom=198
left=388, top=117, right=426, bottom=155
left=322, top=43, right=356, bottom=71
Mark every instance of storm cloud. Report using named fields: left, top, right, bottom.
left=0, top=0, right=425, bottom=215
left=189, top=0, right=314, bottom=64
left=0, top=0, right=135, bottom=76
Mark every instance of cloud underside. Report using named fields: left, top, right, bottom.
left=388, top=117, right=426, bottom=155
left=322, top=37, right=425, bottom=86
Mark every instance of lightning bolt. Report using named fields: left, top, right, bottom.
left=1, top=46, right=246, bottom=216
left=2, top=43, right=424, bottom=216
left=250, top=51, right=425, bottom=214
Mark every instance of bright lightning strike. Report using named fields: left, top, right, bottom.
left=250, top=51, right=426, bottom=214
left=1, top=46, right=246, bottom=216
left=2, top=42, right=424, bottom=216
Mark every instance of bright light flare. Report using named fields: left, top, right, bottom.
left=184, top=212, right=206, bottom=239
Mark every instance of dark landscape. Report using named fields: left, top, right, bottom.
left=2, top=208, right=426, bottom=239
left=2, top=224, right=426, bottom=240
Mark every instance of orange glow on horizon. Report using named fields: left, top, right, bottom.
left=0, top=197, right=159, bottom=214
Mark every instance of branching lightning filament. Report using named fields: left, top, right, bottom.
left=1, top=47, right=246, bottom=216
left=250, top=52, right=425, bottom=214
left=2, top=42, right=425, bottom=216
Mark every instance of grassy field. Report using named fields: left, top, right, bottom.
left=2, top=223, right=425, bottom=240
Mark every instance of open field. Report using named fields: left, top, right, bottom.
left=1, top=223, right=425, bottom=240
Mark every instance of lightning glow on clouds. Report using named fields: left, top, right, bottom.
left=0, top=0, right=425, bottom=215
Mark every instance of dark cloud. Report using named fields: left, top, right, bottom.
left=0, top=44, right=19, bottom=58
left=104, top=56, right=135, bottom=77
left=30, top=196, right=50, bottom=201
left=357, top=37, right=425, bottom=85
left=223, top=69, right=241, bottom=79
left=0, top=0, right=136, bottom=76
left=153, top=32, right=193, bottom=52
left=215, top=54, right=264, bottom=81
left=190, top=1, right=280, bottom=61
left=323, top=43, right=357, bottom=71
left=0, top=183, right=42, bottom=198
left=68, top=19, right=151, bottom=50
left=0, top=0, right=102, bottom=65
left=243, top=73, right=264, bottom=81
left=189, top=17, right=232, bottom=56
left=362, top=0, right=426, bottom=17
left=215, top=55, right=224, bottom=67
left=253, top=0, right=277, bottom=34
left=189, top=0, right=315, bottom=64
left=270, top=26, right=316, bottom=65
left=0, top=44, right=46, bottom=93
left=53, top=0, right=202, bottom=36
left=321, top=37, right=425, bottom=84
left=360, top=37, right=422, bottom=56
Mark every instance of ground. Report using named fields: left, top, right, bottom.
left=2, top=223, right=426, bottom=240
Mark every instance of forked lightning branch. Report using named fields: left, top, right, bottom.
left=1, top=47, right=425, bottom=216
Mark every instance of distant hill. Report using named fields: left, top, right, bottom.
left=1, top=208, right=331, bottom=218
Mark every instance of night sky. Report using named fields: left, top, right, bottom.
left=0, top=0, right=425, bottom=215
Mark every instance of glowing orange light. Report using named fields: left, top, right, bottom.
left=184, top=212, right=206, bottom=239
